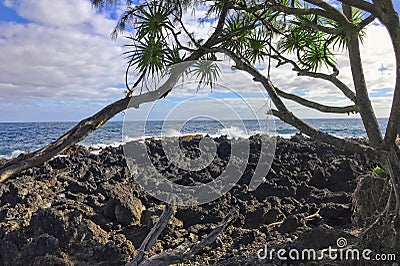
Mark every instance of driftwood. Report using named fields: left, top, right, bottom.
left=127, top=206, right=239, bottom=266
left=127, top=204, right=174, bottom=266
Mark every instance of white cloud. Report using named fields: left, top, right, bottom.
left=0, top=0, right=127, bottom=109
left=0, top=1, right=397, bottom=122
left=5, top=0, right=93, bottom=26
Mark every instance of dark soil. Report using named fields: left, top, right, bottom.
left=0, top=134, right=390, bottom=265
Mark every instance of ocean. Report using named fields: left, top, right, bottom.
left=0, top=118, right=389, bottom=159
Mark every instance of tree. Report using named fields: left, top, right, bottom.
left=1, top=0, right=399, bottom=242
left=101, top=0, right=400, bottom=225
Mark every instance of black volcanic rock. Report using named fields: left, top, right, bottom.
left=0, top=135, right=375, bottom=265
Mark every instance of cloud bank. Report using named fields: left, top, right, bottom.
left=0, top=0, right=397, bottom=121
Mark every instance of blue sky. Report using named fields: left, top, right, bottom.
left=0, top=0, right=398, bottom=121
left=0, top=3, right=27, bottom=23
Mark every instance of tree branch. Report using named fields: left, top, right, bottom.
left=373, top=0, right=400, bottom=148
left=0, top=54, right=202, bottom=183
left=304, top=0, right=352, bottom=24
left=298, top=18, right=346, bottom=35
left=135, top=207, right=239, bottom=266
left=357, top=14, right=376, bottom=31
left=127, top=204, right=174, bottom=266
left=271, top=109, right=380, bottom=160
left=215, top=47, right=378, bottom=159
left=266, top=46, right=357, bottom=102
left=336, top=0, right=378, bottom=16
left=297, top=71, right=357, bottom=102
left=274, top=86, right=358, bottom=114
left=342, top=3, right=383, bottom=147
left=237, top=2, right=341, bottom=23
left=203, top=1, right=232, bottom=47
left=0, top=1, right=241, bottom=182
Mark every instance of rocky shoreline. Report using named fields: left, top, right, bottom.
left=0, top=134, right=387, bottom=265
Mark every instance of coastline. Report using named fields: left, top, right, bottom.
left=0, top=118, right=390, bottom=160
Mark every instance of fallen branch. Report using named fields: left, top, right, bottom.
left=305, top=209, right=322, bottom=220
left=267, top=220, right=285, bottom=228
left=127, top=204, right=174, bottom=266
left=133, top=206, right=239, bottom=266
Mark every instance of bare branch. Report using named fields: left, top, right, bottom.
left=375, top=0, right=400, bottom=148
left=297, top=71, right=357, bottom=102
left=304, top=0, right=352, bottom=24
left=357, top=14, right=376, bottom=31
left=237, top=1, right=346, bottom=35
left=172, top=2, right=202, bottom=48
left=270, top=5, right=332, bottom=18
left=266, top=46, right=357, bottom=102
left=136, top=207, right=239, bottom=266
left=385, top=155, right=400, bottom=222
left=215, top=47, right=378, bottom=159
left=336, top=0, right=378, bottom=15
left=235, top=2, right=342, bottom=23
left=274, top=86, right=358, bottom=114
left=215, top=25, right=255, bottom=44
left=126, top=68, right=147, bottom=97
left=271, top=109, right=380, bottom=160
left=298, top=18, right=346, bottom=35
left=342, top=3, right=383, bottom=147
left=127, top=204, right=174, bottom=266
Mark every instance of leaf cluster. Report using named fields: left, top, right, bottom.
left=277, top=5, right=367, bottom=71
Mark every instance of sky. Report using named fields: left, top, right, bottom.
left=0, top=0, right=399, bottom=122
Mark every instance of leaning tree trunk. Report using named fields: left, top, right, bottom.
left=0, top=97, right=129, bottom=183
left=0, top=5, right=232, bottom=183
left=0, top=60, right=193, bottom=183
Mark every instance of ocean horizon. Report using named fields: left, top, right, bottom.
left=0, top=118, right=389, bottom=159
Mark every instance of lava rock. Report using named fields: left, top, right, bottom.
left=103, top=183, right=144, bottom=225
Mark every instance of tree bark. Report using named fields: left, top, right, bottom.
left=343, top=4, right=384, bottom=148
left=274, top=86, right=358, bottom=114
left=217, top=47, right=381, bottom=160
left=0, top=97, right=129, bottom=183
left=0, top=2, right=230, bottom=183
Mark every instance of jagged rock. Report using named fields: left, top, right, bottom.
left=278, top=215, right=302, bottom=233
left=103, top=183, right=144, bottom=226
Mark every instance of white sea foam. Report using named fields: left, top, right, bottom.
left=0, top=150, right=26, bottom=159
left=162, top=128, right=182, bottom=137
left=213, top=126, right=250, bottom=139
left=11, top=150, right=25, bottom=158
left=279, top=134, right=294, bottom=139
